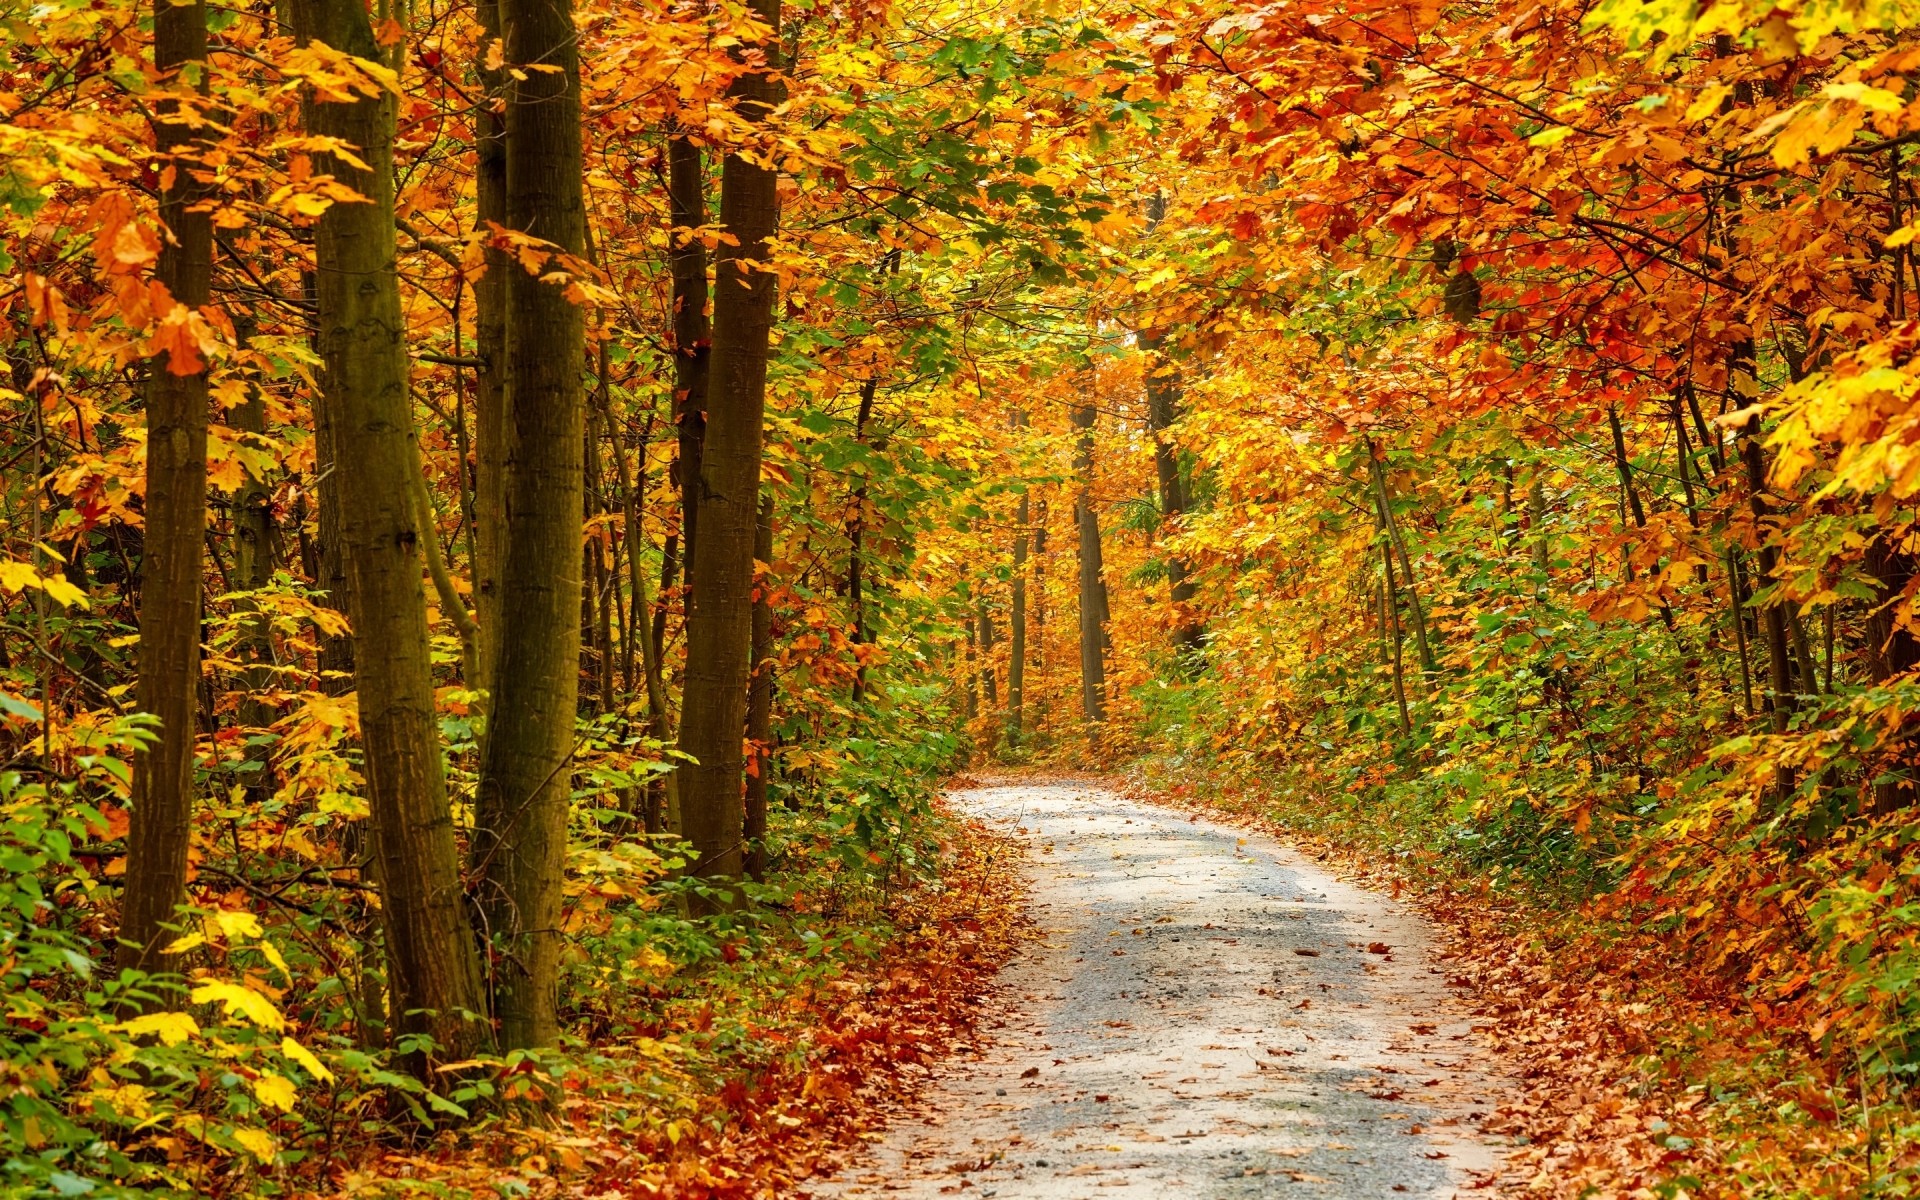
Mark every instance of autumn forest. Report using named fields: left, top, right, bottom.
left=5, top=0, right=1920, bottom=1190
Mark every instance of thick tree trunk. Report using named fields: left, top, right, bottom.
left=471, top=0, right=508, bottom=704
left=471, top=0, right=588, bottom=1050
left=677, top=0, right=781, bottom=894
left=745, top=496, right=775, bottom=880
left=290, top=0, right=491, bottom=1066
left=670, top=134, right=711, bottom=569
left=120, top=0, right=213, bottom=978
left=1072, top=401, right=1108, bottom=727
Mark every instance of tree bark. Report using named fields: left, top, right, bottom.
left=745, top=495, right=774, bottom=880
left=230, top=382, right=279, bottom=799
left=847, top=377, right=877, bottom=703
left=670, top=134, right=711, bottom=569
left=1072, top=400, right=1108, bottom=727
left=120, top=0, right=213, bottom=978
left=471, top=0, right=508, bottom=703
left=1140, top=330, right=1202, bottom=660
left=1008, top=490, right=1028, bottom=746
left=676, top=0, right=781, bottom=894
left=471, top=0, right=588, bottom=1050
left=1866, top=530, right=1920, bottom=813
left=288, top=0, right=491, bottom=1066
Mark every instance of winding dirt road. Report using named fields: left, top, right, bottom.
left=809, top=781, right=1519, bottom=1199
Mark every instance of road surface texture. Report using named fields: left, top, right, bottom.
left=809, top=781, right=1517, bottom=1199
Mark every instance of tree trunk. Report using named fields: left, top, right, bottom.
left=676, top=0, right=781, bottom=895
left=1141, top=330, right=1202, bottom=659
left=607, top=399, right=680, bottom=834
left=1008, top=491, right=1028, bottom=745
left=670, top=134, right=711, bottom=570
left=471, top=0, right=588, bottom=1050
left=1072, top=400, right=1108, bottom=726
left=745, top=495, right=775, bottom=880
left=289, top=0, right=491, bottom=1065
left=847, top=378, right=877, bottom=703
left=470, top=0, right=508, bottom=703
left=1866, top=531, right=1920, bottom=813
left=1368, top=449, right=1435, bottom=675
left=1738, top=403, right=1796, bottom=807
left=1528, top=474, right=1549, bottom=579
left=230, top=382, right=279, bottom=799
left=120, top=0, right=213, bottom=978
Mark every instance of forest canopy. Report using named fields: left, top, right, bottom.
left=6, top=0, right=1920, bottom=1189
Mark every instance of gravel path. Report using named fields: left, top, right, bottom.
left=808, top=781, right=1518, bottom=1199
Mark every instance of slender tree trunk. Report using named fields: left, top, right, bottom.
left=1072, top=400, right=1108, bottom=727
left=1382, top=542, right=1411, bottom=735
left=1866, top=531, right=1920, bottom=813
left=1738, top=402, right=1795, bottom=806
left=1607, top=405, right=1678, bottom=633
left=1008, top=490, right=1028, bottom=746
left=670, top=133, right=711, bottom=569
left=847, top=377, right=877, bottom=703
left=289, top=0, right=490, bottom=1065
left=745, top=496, right=774, bottom=880
left=978, top=602, right=998, bottom=706
left=1528, top=474, right=1549, bottom=579
left=230, top=383, right=279, bottom=798
left=1141, top=330, right=1203, bottom=659
left=471, top=0, right=588, bottom=1050
left=471, top=0, right=508, bottom=703
left=1368, top=450, right=1435, bottom=675
left=676, top=0, right=781, bottom=894
left=120, top=0, right=213, bottom=977
left=608, top=401, right=680, bottom=834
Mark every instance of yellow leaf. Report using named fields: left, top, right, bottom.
left=113, top=1010, right=201, bottom=1046
left=40, top=576, right=89, bottom=608
left=231, top=1127, right=278, bottom=1163
left=190, top=980, right=285, bottom=1030
left=213, top=909, right=264, bottom=941
left=162, top=931, right=208, bottom=955
left=251, top=1072, right=297, bottom=1112
left=280, top=1036, right=335, bottom=1083
left=1529, top=125, right=1576, bottom=148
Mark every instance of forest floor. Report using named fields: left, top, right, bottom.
left=807, top=779, right=1520, bottom=1199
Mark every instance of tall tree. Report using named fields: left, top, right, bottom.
left=1072, top=398, right=1109, bottom=727
left=1140, top=332, right=1202, bottom=660
left=470, top=0, right=509, bottom=703
left=118, top=0, right=213, bottom=978
left=289, top=0, right=490, bottom=1065
left=744, top=495, right=775, bottom=880
left=676, top=0, right=783, bottom=893
left=470, top=0, right=589, bottom=1049
left=1008, top=489, right=1029, bottom=745
left=669, top=132, right=712, bottom=569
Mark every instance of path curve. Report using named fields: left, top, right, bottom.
left=809, top=781, right=1519, bottom=1199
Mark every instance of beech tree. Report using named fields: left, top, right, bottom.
left=470, top=0, right=590, bottom=1047
left=677, top=0, right=783, bottom=894
left=117, top=0, right=212, bottom=979
left=287, top=0, right=491, bottom=1065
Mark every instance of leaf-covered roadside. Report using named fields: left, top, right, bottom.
left=327, top=814, right=1026, bottom=1199
left=1119, top=764, right=1904, bottom=1200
